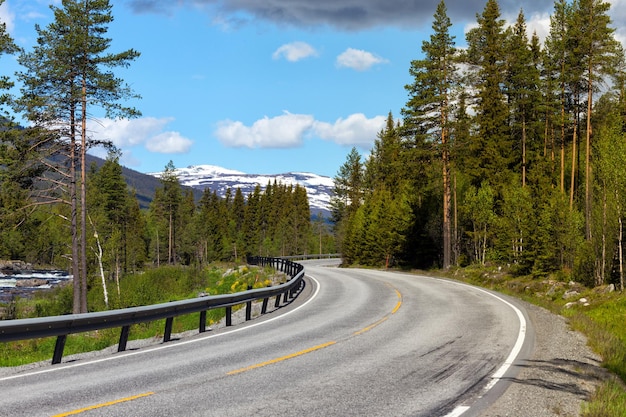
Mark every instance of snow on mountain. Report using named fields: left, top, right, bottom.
left=149, top=165, right=335, bottom=216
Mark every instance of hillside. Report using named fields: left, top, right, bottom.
left=85, top=154, right=202, bottom=208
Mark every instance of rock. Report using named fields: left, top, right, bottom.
left=0, top=260, right=33, bottom=274
left=563, top=290, right=580, bottom=300
left=14, top=279, right=48, bottom=288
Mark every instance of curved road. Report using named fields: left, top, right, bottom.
left=0, top=261, right=532, bottom=417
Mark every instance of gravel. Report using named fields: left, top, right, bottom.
left=481, top=301, right=611, bottom=417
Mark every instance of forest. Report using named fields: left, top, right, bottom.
left=331, top=0, right=626, bottom=289
left=0, top=0, right=331, bottom=314
left=2, top=0, right=626, bottom=316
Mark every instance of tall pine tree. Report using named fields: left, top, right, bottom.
left=403, top=0, right=457, bottom=269
left=17, top=0, right=140, bottom=313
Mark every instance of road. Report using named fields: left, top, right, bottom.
left=0, top=260, right=532, bottom=417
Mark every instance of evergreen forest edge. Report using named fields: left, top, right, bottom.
left=3, top=0, right=626, bottom=413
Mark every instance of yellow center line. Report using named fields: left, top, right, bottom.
left=387, top=283, right=402, bottom=314
left=51, top=392, right=155, bottom=417
left=353, top=316, right=388, bottom=335
left=227, top=341, right=337, bottom=375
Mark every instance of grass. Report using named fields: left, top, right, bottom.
left=443, top=265, right=626, bottom=417
left=0, top=263, right=282, bottom=367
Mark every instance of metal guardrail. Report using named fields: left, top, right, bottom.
left=281, top=253, right=341, bottom=260
left=0, top=257, right=305, bottom=364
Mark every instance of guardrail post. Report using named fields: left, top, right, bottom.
left=52, top=335, right=67, bottom=365
left=261, top=297, right=269, bottom=314
left=246, top=286, right=252, bottom=321
left=163, top=317, right=174, bottom=342
left=274, top=293, right=281, bottom=307
left=199, top=311, right=207, bottom=333
left=226, top=306, right=232, bottom=326
left=118, top=325, right=130, bottom=352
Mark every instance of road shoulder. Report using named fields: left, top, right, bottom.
left=481, top=301, right=610, bottom=417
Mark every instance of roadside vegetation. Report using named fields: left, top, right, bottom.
left=0, top=264, right=281, bottom=367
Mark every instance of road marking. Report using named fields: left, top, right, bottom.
left=51, top=392, right=154, bottom=416
left=445, top=405, right=470, bottom=417
left=353, top=317, right=388, bottom=335
left=392, top=288, right=402, bottom=314
left=226, top=341, right=336, bottom=375
left=441, top=280, right=527, bottom=417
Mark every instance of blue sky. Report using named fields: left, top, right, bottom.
left=2, top=0, right=625, bottom=177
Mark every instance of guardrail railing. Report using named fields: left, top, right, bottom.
left=0, top=257, right=305, bottom=365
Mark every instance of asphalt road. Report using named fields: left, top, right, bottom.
left=0, top=261, right=532, bottom=417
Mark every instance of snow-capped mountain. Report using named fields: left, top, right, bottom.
left=149, top=165, right=334, bottom=216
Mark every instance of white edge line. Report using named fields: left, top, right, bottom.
left=440, top=280, right=527, bottom=417
left=0, top=275, right=322, bottom=382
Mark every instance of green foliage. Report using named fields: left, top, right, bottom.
left=334, top=0, right=626, bottom=284
left=1, top=263, right=280, bottom=366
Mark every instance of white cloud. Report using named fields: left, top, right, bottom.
left=313, top=113, right=386, bottom=147
left=146, top=131, right=193, bottom=153
left=608, top=0, right=626, bottom=48
left=336, top=48, right=388, bottom=71
left=215, top=112, right=385, bottom=149
left=215, top=112, right=315, bottom=148
left=88, top=117, right=193, bottom=154
left=0, top=1, right=15, bottom=32
left=272, top=41, right=318, bottom=62
left=524, top=12, right=551, bottom=44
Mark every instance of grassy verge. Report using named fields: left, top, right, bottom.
left=442, top=265, right=626, bottom=417
left=1, top=263, right=283, bottom=367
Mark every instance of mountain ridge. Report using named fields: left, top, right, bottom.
left=148, top=164, right=334, bottom=216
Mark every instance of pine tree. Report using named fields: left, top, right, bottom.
left=17, top=0, right=140, bottom=313
left=403, top=0, right=457, bottom=268
left=159, top=161, right=182, bottom=265
left=571, top=0, right=621, bottom=241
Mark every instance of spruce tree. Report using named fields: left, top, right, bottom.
left=403, top=0, right=457, bottom=268
left=544, top=0, right=572, bottom=194
left=505, top=10, right=541, bottom=188
left=465, top=0, right=511, bottom=190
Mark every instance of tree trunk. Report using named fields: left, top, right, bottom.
left=522, top=116, right=527, bottom=188
left=569, top=118, right=578, bottom=209
left=453, top=173, right=459, bottom=266
left=168, top=209, right=173, bottom=264
left=586, top=68, right=593, bottom=241
left=600, top=184, right=606, bottom=286
left=70, top=107, right=80, bottom=314
left=80, top=81, right=88, bottom=313
left=442, top=126, right=451, bottom=269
